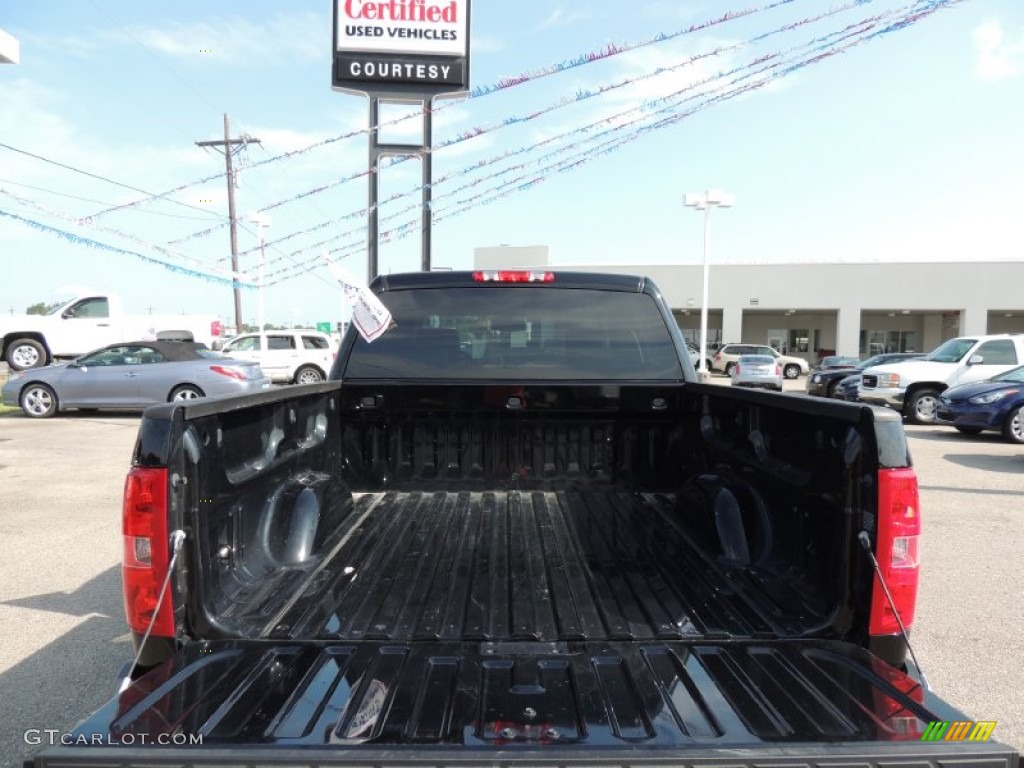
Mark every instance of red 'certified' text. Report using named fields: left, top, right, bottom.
left=343, top=0, right=458, bottom=24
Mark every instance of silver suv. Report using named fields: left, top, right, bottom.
left=220, top=330, right=337, bottom=384
left=712, top=343, right=810, bottom=379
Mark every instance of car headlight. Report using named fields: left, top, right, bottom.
left=6, top=371, right=23, bottom=383
left=877, top=373, right=901, bottom=388
left=811, top=374, right=820, bottom=383
left=969, top=389, right=1018, bottom=405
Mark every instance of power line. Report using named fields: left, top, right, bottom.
left=0, top=141, right=224, bottom=221
left=0, top=178, right=218, bottom=221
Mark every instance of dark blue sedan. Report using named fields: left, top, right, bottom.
left=935, top=365, right=1024, bottom=443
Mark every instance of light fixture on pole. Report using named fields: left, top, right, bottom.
left=248, top=213, right=271, bottom=332
left=684, top=189, right=734, bottom=377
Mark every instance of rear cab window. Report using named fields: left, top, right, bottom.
left=344, top=287, right=683, bottom=380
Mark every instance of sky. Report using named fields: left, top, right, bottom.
left=0, top=0, right=1022, bottom=328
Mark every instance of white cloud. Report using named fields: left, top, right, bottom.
left=54, top=284, right=99, bottom=297
left=538, top=8, right=597, bottom=30
left=641, top=3, right=707, bottom=22
left=471, top=35, right=505, bottom=54
left=17, top=32, right=101, bottom=59
left=115, top=12, right=324, bottom=66
left=973, top=19, right=1023, bottom=81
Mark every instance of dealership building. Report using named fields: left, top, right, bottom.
left=474, top=246, right=1024, bottom=363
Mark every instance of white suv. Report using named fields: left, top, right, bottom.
left=858, top=333, right=1024, bottom=423
left=712, top=343, right=810, bottom=379
left=220, top=330, right=336, bottom=384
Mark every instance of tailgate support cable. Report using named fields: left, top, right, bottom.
left=122, top=529, right=187, bottom=691
left=857, top=531, right=930, bottom=691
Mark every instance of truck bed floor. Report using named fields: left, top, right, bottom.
left=227, top=490, right=827, bottom=641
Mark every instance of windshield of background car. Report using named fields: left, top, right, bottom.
left=992, top=365, right=1024, bottom=383
left=344, top=287, right=684, bottom=380
left=740, top=355, right=775, bottom=365
left=195, top=349, right=231, bottom=359
left=925, top=338, right=976, bottom=363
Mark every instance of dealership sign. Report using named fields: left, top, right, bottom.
left=333, top=0, right=470, bottom=95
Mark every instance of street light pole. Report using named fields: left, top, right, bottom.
left=249, top=213, right=271, bottom=332
left=684, top=190, right=734, bottom=378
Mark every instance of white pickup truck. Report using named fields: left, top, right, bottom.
left=0, top=294, right=223, bottom=371
left=858, top=333, right=1024, bottom=423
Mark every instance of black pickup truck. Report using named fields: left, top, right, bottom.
left=26, top=270, right=1018, bottom=767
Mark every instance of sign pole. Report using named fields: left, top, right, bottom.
left=422, top=101, right=433, bottom=273
left=333, top=0, right=470, bottom=282
left=368, top=96, right=381, bottom=283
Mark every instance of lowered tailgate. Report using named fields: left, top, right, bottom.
left=27, top=639, right=1017, bottom=767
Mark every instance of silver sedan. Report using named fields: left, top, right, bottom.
left=730, top=354, right=783, bottom=392
left=1, top=341, right=270, bottom=418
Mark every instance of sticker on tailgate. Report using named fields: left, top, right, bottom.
left=921, top=720, right=997, bottom=742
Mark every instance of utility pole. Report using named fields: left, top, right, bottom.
left=196, top=114, right=260, bottom=333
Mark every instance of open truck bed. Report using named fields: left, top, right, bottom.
left=35, top=484, right=1017, bottom=764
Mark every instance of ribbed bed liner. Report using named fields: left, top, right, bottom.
left=230, top=490, right=828, bottom=641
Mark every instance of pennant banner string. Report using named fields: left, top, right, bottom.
left=0, top=188, right=250, bottom=284
left=0, top=208, right=255, bottom=288
left=263, top=0, right=962, bottom=286
left=85, top=0, right=796, bottom=226
left=164, top=2, right=814, bottom=246
left=236, top=0, right=874, bottom=262
left=254, top=1, right=897, bottom=274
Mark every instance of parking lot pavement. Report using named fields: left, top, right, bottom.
left=901, top=425, right=1023, bottom=750
left=0, top=412, right=140, bottom=767
left=0, top=404, right=1021, bottom=765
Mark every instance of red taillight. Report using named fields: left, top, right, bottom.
left=210, top=364, right=245, bottom=380
left=869, top=467, right=921, bottom=635
left=122, top=467, right=175, bottom=637
left=734, top=364, right=740, bottom=374
left=211, top=320, right=222, bottom=337
left=472, top=270, right=554, bottom=283
left=776, top=365, right=782, bottom=376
